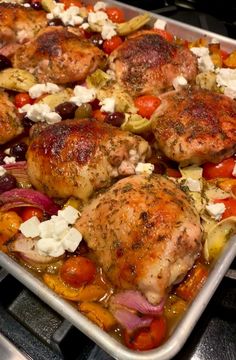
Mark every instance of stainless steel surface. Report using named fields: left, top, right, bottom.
left=0, top=332, right=29, bottom=360
left=0, top=2, right=236, bottom=359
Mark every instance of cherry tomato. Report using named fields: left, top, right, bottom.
left=214, top=198, right=236, bottom=220
left=59, top=0, right=82, bottom=9
left=221, top=50, right=229, bottom=61
left=134, top=95, right=161, bottom=119
left=20, top=207, right=44, bottom=222
left=202, top=157, right=236, bottom=180
left=124, top=316, right=167, bottom=351
left=92, top=109, right=106, bottom=122
left=103, top=36, right=123, bottom=54
left=105, top=7, right=125, bottom=23
left=60, top=256, right=96, bottom=288
left=153, top=29, right=173, bottom=42
left=165, top=167, right=181, bottom=178
left=86, top=4, right=94, bottom=12
left=14, top=93, right=33, bottom=108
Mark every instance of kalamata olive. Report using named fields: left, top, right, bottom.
left=30, top=1, right=43, bottom=10
left=55, top=102, right=78, bottom=120
left=0, top=151, right=5, bottom=165
left=89, top=34, right=104, bottom=49
left=105, top=112, right=125, bottom=127
left=74, top=103, right=92, bottom=119
left=22, top=116, right=34, bottom=130
left=10, top=142, right=28, bottom=161
left=0, top=54, right=12, bottom=71
left=48, top=18, right=64, bottom=26
left=153, top=162, right=166, bottom=175
left=0, top=174, right=17, bottom=194
left=90, top=98, right=100, bottom=110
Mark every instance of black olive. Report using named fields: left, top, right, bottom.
left=22, top=116, right=34, bottom=130
left=30, top=1, right=43, bottom=10
left=105, top=112, right=125, bottom=127
left=89, top=34, right=104, bottom=49
left=0, top=174, right=17, bottom=194
left=10, top=143, right=28, bottom=161
left=48, top=18, right=64, bottom=26
left=55, top=102, right=78, bottom=120
left=0, top=54, right=12, bottom=71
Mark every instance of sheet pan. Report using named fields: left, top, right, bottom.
left=1, top=1, right=236, bottom=359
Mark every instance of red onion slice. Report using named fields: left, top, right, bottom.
left=3, top=161, right=31, bottom=188
left=0, top=188, right=60, bottom=215
left=113, top=308, right=152, bottom=333
left=111, top=290, right=164, bottom=315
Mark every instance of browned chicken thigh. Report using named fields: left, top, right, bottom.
left=0, top=91, right=23, bottom=144
left=151, top=88, right=236, bottom=166
left=109, top=30, right=197, bottom=96
left=13, top=26, right=107, bottom=84
left=27, top=119, right=151, bottom=200
left=0, top=3, right=47, bottom=56
left=75, top=174, right=202, bottom=305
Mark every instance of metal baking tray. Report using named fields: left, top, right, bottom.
left=1, top=1, right=236, bottom=359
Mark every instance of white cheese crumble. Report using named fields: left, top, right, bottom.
left=29, top=83, right=60, bottom=99
left=19, top=104, right=61, bottom=124
left=70, top=86, right=96, bottom=106
left=206, top=203, right=226, bottom=221
left=80, top=22, right=90, bottom=30
left=153, top=18, right=167, bottom=30
left=93, top=1, right=107, bottom=11
left=215, top=68, right=236, bottom=99
left=0, top=166, right=6, bottom=176
left=99, top=97, right=115, bottom=112
left=47, top=4, right=83, bottom=26
left=101, top=21, right=117, bottom=40
left=232, top=162, right=236, bottom=177
left=190, top=47, right=215, bottom=72
left=172, top=75, right=188, bottom=90
left=4, top=148, right=10, bottom=155
left=185, top=178, right=201, bottom=192
left=88, top=11, right=117, bottom=40
left=20, top=206, right=82, bottom=257
left=190, top=47, right=209, bottom=57
left=135, top=163, right=154, bottom=175
left=3, top=156, right=16, bottom=164
left=210, top=38, right=220, bottom=44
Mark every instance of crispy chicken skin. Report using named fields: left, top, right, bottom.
left=13, top=26, right=107, bottom=84
left=109, top=30, right=197, bottom=96
left=76, top=174, right=202, bottom=304
left=0, top=91, right=23, bottom=144
left=151, top=88, right=236, bottom=166
left=27, top=119, right=151, bottom=200
left=0, top=3, right=47, bottom=57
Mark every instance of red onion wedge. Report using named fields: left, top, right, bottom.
left=8, top=234, right=58, bottom=264
left=3, top=161, right=31, bottom=188
left=112, top=308, right=153, bottom=333
left=0, top=188, right=60, bottom=215
left=111, top=290, right=164, bottom=315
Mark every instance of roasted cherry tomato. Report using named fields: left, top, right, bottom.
left=86, top=4, right=94, bottom=12
left=14, top=93, right=33, bottom=108
left=124, top=316, right=167, bottom=351
left=60, top=256, right=96, bottom=288
left=105, top=6, right=125, bottom=23
left=202, top=157, right=236, bottom=180
left=20, top=207, right=44, bottom=222
left=134, top=95, right=161, bottom=119
left=92, top=109, right=106, bottom=122
left=103, top=35, right=123, bottom=54
left=215, top=198, right=236, bottom=220
left=220, top=50, right=229, bottom=60
left=165, top=167, right=181, bottom=178
left=59, top=0, right=82, bottom=9
left=153, top=29, right=173, bottom=42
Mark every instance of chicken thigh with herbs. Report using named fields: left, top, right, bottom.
left=75, top=174, right=202, bottom=305
left=0, top=3, right=47, bottom=57
left=0, top=91, right=23, bottom=144
left=13, top=26, right=107, bottom=84
left=27, top=119, right=151, bottom=200
left=151, top=88, right=236, bottom=166
left=109, top=30, right=197, bottom=97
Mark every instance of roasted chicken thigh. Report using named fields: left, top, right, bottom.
left=151, top=88, right=236, bottom=166
left=0, top=3, right=47, bottom=56
left=75, top=174, right=202, bottom=305
left=0, top=91, right=23, bottom=144
left=27, top=119, right=151, bottom=200
left=109, top=30, right=197, bottom=96
left=13, top=26, right=107, bottom=84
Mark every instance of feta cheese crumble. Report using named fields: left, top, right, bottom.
left=47, top=3, right=84, bottom=26
left=99, top=97, right=115, bottom=112
left=3, top=156, right=16, bottom=164
left=190, top=47, right=214, bottom=72
left=0, top=166, right=6, bottom=176
left=206, top=203, right=226, bottom=221
left=29, top=83, right=60, bottom=99
left=153, top=18, right=167, bottom=30
left=185, top=178, right=201, bottom=192
left=19, top=206, right=82, bottom=257
left=135, top=163, right=154, bottom=175
left=172, top=75, right=188, bottom=90
left=70, top=86, right=96, bottom=106
left=88, top=11, right=117, bottom=40
left=216, top=68, right=236, bottom=99
left=19, top=103, right=61, bottom=124
left=93, top=1, right=107, bottom=11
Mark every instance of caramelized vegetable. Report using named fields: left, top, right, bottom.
left=164, top=295, right=187, bottom=330
left=0, top=211, right=22, bottom=247
left=79, top=302, right=117, bottom=331
left=223, top=50, right=236, bottom=68
left=60, top=256, right=97, bottom=288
